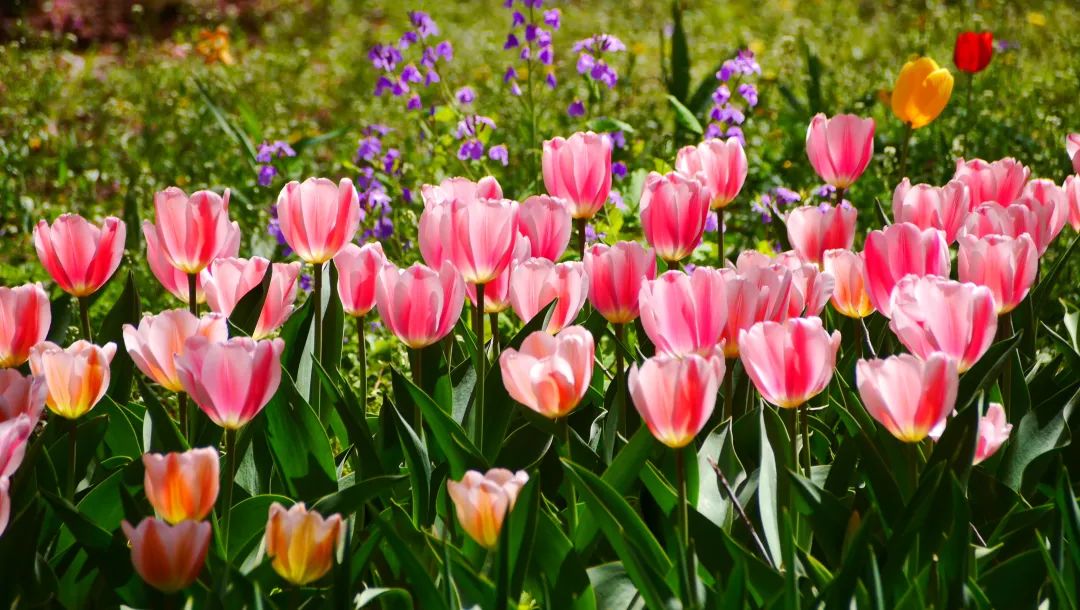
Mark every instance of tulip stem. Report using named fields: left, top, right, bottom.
left=179, top=394, right=189, bottom=445
left=784, top=408, right=797, bottom=472
left=313, top=262, right=324, bottom=417
left=575, top=218, right=587, bottom=260
left=184, top=273, right=199, bottom=443
left=722, top=360, right=734, bottom=421
left=489, top=312, right=500, bottom=353
left=859, top=316, right=878, bottom=358
left=613, top=323, right=629, bottom=438
left=77, top=296, right=93, bottom=343
left=716, top=207, right=725, bottom=265
left=357, top=316, right=367, bottom=418
left=67, top=418, right=78, bottom=501
left=222, top=429, right=237, bottom=556
left=897, top=122, right=913, bottom=181
left=675, top=447, right=696, bottom=609
left=187, top=273, right=198, bottom=317
left=800, top=404, right=811, bottom=479
left=474, top=284, right=486, bottom=449
left=411, top=348, right=424, bottom=433
left=561, top=417, right=577, bottom=535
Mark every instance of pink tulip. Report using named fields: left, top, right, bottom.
left=717, top=264, right=795, bottom=358
left=584, top=241, right=657, bottom=324
left=499, top=326, right=595, bottom=419
left=953, top=157, right=1030, bottom=208
left=334, top=242, right=387, bottom=317
left=1068, top=134, right=1080, bottom=174
left=1023, top=178, right=1069, bottom=226
left=739, top=317, right=840, bottom=408
left=175, top=336, right=284, bottom=430
left=960, top=200, right=1048, bottom=251
left=629, top=350, right=725, bottom=448
left=276, top=178, right=361, bottom=264
left=0, top=414, right=32, bottom=479
left=124, top=310, right=229, bottom=393
left=447, top=469, right=529, bottom=549
left=1009, top=196, right=1062, bottom=255
left=0, top=370, right=46, bottom=425
left=418, top=199, right=452, bottom=269
left=255, top=262, right=302, bottom=339
left=142, top=447, right=220, bottom=524
left=788, top=261, right=835, bottom=317
left=889, top=275, right=997, bottom=373
left=149, top=187, right=236, bottom=274
left=974, top=402, right=1011, bottom=465
left=822, top=249, right=874, bottom=318
left=203, top=257, right=270, bottom=317
left=640, top=171, right=710, bottom=262
left=29, top=340, right=116, bottom=420
left=639, top=268, right=727, bottom=357
left=465, top=237, right=530, bottom=314
left=785, top=203, right=857, bottom=265
left=892, top=178, right=970, bottom=243
left=122, top=518, right=211, bottom=593
left=863, top=222, right=950, bottom=317
left=442, top=198, right=520, bottom=285
left=675, top=138, right=748, bottom=208
left=375, top=261, right=465, bottom=349
left=804, top=113, right=875, bottom=189
left=508, top=258, right=589, bottom=333
left=0, top=283, right=50, bottom=368
left=856, top=352, right=958, bottom=442
left=518, top=195, right=572, bottom=261
left=542, top=131, right=612, bottom=219
left=420, top=176, right=503, bottom=208
left=142, top=220, right=239, bottom=304
left=1066, top=175, right=1080, bottom=232
left=34, top=214, right=125, bottom=297
left=957, top=233, right=1038, bottom=314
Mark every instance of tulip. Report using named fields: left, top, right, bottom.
left=123, top=310, right=229, bottom=393
left=674, top=138, right=748, bottom=209
left=542, top=131, right=612, bottom=220
left=34, top=214, right=125, bottom=298
left=142, top=220, right=240, bottom=305
left=629, top=350, right=725, bottom=448
left=1021, top=179, right=1068, bottom=243
left=500, top=326, right=595, bottom=419
left=716, top=262, right=796, bottom=357
left=465, top=237, right=531, bottom=315
left=889, top=275, right=997, bottom=373
left=954, top=31, right=993, bottom=73
left=0, top=370, right=47, bottom=425
left=1066, top=175, right=1080, bottom=232
left=375, top=261, right=465, bottom=349
left=275, top=178, right=361, bottom=264
left=202, top=257, right=270, bottom=317
left=974, top=402, right=1011, bottom=465
left=142, top=447, right=220, bottom=523
left=253, top=262, right=302, bottom=339
left=420, top=176, right=503, bottom=208
left=822, top=249, right=874, bottom=318
left=122, top=518, right=211, bottom=593
left=787, top=261, right=835, bottom=317
left=0, top=414, right=32, bottom=479
left=804, top=113, right=876, bottom=190
left=1011, top=196, right=1064, bottom=255
left=418, top=199, right=452, bottom=270
left=639, top=268, right=727, bottom=357
left=175, top=336, right=284, bottom=430
left=953, top=157, right=1030, bottom=208
left=442, top=198, right=520, bottom=286
left=0, top=283, right=50, bottom=368
left=149, top=188, right=236, bottom=275
left=447, top=469, right=529, bottom=549
left=508, top=258, right=589, bottom=334
left=892, top=178, right=970, bottom=243
left=334, top=242, right=387, bottom=317
left=0, top=477, right=9, bottom=537
left=856, top=352, right=958, bottom=443
left=1067, top=134, right=1080, bottom=175
left=518, top=195, right=572, bottom=261
left=640, top=171, right=710, bottom=262
left=584, top=241, right=657, bottom=324
left=957, top=233, right=1038, bottom=314
left=891, top=56, right=954, bottom=129
left=960, top=201, right=1038, bottom=242
left=785, top=203, right=857, bottom=265
left=29, top=340, right=115, bottom=420
left=739, top=317, right=840, bottom=409
left=265, top=502, right=344, bottom=586
left=863, top=222, right=951, bottom=317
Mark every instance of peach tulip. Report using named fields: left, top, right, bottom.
left=1065, top=175, right=1080, bottom=232
left=518, top=195, right=572, bottom=261
left=499, top=326, right=595, bottom=419
left=276, top=177, right=361, bottom=264
left=953, top=157, right=1030, bottom=208
left=739, top=317, right=840, bottom=409
left=420, top=176, right=503, bottom=208
left=675, top=138, right=748, bottom=209
left=122, top=518, right=211, bottom=593
left=957, top=233, right=1038, bottom=314
left=265, top=502, right=345, bottom=586
left=0, top=370, right=47, bottom=424
left=123, top=310, right=229, bottom=392
left=142, top=220, right=240, bottom=304
left=442, top=198, right=520, bottom=285
left=0, top=283, right=50, bottom=368
left=149, top=187, right=236, bottom=274
left=639, top=268, right=727, bottom=357
left=334, top=242, right=387, bottom=317
left=1067, top=134, right=1080, bottom=174
left=29, top=340, right=115, bottom=419
left=175, top=336, right=284, bottom=430
left=142, top=447, right=220, bottom=523
left=508, top=258, right=588, bottom=333
left=0, top=414, right=32, bottom=479
left=542, top=132, right=612, bottom=219
left=785, top=203, right=857, bottom=265
left=584, top=241, right=657, bottom=324
left=640, top=171, right=710, bottom=262
left=629, top=350, right=725, bottom=448
left=889, top=275, right=997, bottom=373
left=375, top=261, right=465, bottom=349
left=822, top=249, right=874, bottom=318
left=863, top=222, right=950, bottom=317
left=447, top=468, right=529, bottom=549
left=891, top=56, right=954, bottom=129
left=974, top=403, right=1012, bottom=465
left=892, top=178, right=970, bottom=244
left=805, top=113, right=875, bottom=189
left=856, top=352, right=958, bottom=443
left=34, top=214, right=125, bottom=297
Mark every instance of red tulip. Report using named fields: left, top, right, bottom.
left=143, top=447, right=220, bottom=524
left=1067, top=134, right=1080, bottom=175
left=142, top=220, right=239, bottom=304
left=29, top=340, right=116, bottom=420
left=518, top=195, right=572, bottom=261
left=175, top=336, right=284, bottom=430
left=640, top=171, right=710, bottom=262
left=974, top=402, right=1011, bottom=464
left=856, top=352, right=958, bottom=443
left=584, top=241, right=657, bottom=324
left=822, top=249, right=874, bottom=319
left=0, top=414, right=32, bottom=479
left=889, top=275, right=997, bottom=373
left=122, top=518, right=211, bottom=593
left=508, top=258, right=588, bottom=333
left=629, top=350, right=725, bottom=448
left=785, top=203, right=857, bottom=265
left=739, top=317, right=840, bottom=408
left=0, top=370, right=46, bottom=425
left=953, top=157, right=1030, bottom=208
left=863, top=222, right=950, bottom=317
left=499, top=326, right=595, bottom=419
left=675, top=138, right=748, bottom=209
left=123, top=310, right=228, bottom=393
left=0, top=283, right=50, bottom=368
left=276, top=178, right=361, bottom=264
left=954, top=31, right=993, bottom=74
left=149, top=188, right=236, bottom=274
left=375, top=261, right=465, bottom=349
left=804, top=113, right=875, bottom=189
left=892, top=178, right=970, bottom=244
left=639, top=267, right=727, bottom=357
left=957, top=233, right=1038, bottom=314
left=542, top=132, right=612, bottom=219
left=34, top=214, right=125, bottom=297
left=334, top=242, right=387, bottom=317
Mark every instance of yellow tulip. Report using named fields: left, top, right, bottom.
left=891, top=57, right=954, bottom=129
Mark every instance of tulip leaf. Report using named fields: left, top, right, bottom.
left=505, top=476, right=540, bottom=603
left=99, top=397, right=143, bottom=460
left=757, top=405, right=783, bottom=568
left=136, top=377, right=188, bottom=453
left=391, top=366, right=486, bottom=479
left=389, top=400, right=433, bottom=526
left=956, top=333, right=1021, bottom=412
left=375, top=508, right=449, bottom=610
left=573, top=426, right=659, bottom=550
left=1033, top=232, right=1080, bottom=314
left=228, top=262, right=272, bottom=337
left=99, top=268, right=141, bottom=405
left=999, top=384, right=1080, bottom=492
left=311, top=474, right=406, bottom=516
left=312, top=359, right=384, bottom=479
left=46, top=291, right=73, bottom=345
left=667, top=94, right=703, bottom=136
left=226, top=494, right=293, bottom=562
left=355, top=588, right=412, bottom=609
left=666, top=0, right=691, bottom=103
left=262, top=372, right=337, bottom=500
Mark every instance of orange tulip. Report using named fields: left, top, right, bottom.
left=891, top=57, right=954, bottom=129
left=447, top=469, right=529, bottom=549
left=265, top=502, right=344, bottom=586
left=122, top=518, right=211, bottom=593
left=29, top=340, right=116, bottom=420
left=142, top=448, right=220, bottom=524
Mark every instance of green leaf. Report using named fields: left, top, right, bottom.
left=530, top=512, right=597, bottom=609
left=1033, top=232, right=1080, bottom=313
left=757, top=406, right=783, bottom=568
left=505, top=475, right=540, bottom=602
left=262, top=372, right=337, bottom=500
left=389, top=401, right=433, bottom=526
left=956, top=333, right=1022, bottom=411
left=227, top=494, right=293, bottom=561
left=312, top=474, right=406, bottom=516
left=137, top=377, right=188, bottom=453
left=981, top=548, right=1046, bottom=608
left=666, top=0, right=691, bottom=102
left=191, top=76, right=258, bottom=165
left=228, top=263, right=272, bottom=336
left=999, top=384, right=1079, bottom=491
left=667, top=95, right=703, bottom=136
left=588, top=563, right=645, bottom=610
left=376, top=509, right=448, bottom=610
left=573, top=426, right=659, bottom=550
left=585, top=117, right=636, bottom=134
left=392, top=367, right=486, bottom=479
left=99, top=268, right=141, bottom=405
left=100, top=398, right=143, bottom=460
left=312, top=360, right=384, bottom=479
left=355, top=588, right=412, bottom=609
left=47, top=291, right=72, bottom=345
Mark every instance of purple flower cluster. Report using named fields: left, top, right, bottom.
left=706, top=49, right=761, bottom=144
left=573, top=34, right=625, bottom=89
left=354, top=125, right=399, bottom=240
left=255, top=140, right=296, bottom=187
left=452, top=115, right=507, bottom=165
left=369, top=11, right=453, bottom=113
left=502, top=0, right=560, bottom=96
left=750, top=186, right=801, bottom=224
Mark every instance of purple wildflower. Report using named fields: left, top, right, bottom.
left=488, top=144, right=510, bottom=166
left=612, top=161, right=627, bottom=178
left=567, top=99, right=586, bottom=117
left=258, top=164, right=277, bottom=187
left=544, top=8, right=560, bottom=29
left=455, top=86, right=476, bottom=105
